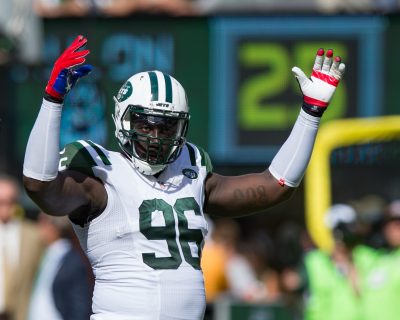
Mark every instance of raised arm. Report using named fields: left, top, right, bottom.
left=23, top=35, right=106, bottom=218
left=204, top=48, right=345, bottom=217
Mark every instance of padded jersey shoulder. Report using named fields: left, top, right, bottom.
left=59, top=140, right=112, bottom=178
left=185, top=142, right=213, bottom=175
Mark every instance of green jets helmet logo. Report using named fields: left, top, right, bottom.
left=182, top=168, right=198, bottom=179
left=117, top=81, right=133, bottom=102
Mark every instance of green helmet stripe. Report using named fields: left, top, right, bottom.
left=148, top=71, right=159, bottom=101
left=86, top=140, right=111, bottom=165
left=163, top=73, right=173, bottom=103
left=186, top=143, right=196, bottom=166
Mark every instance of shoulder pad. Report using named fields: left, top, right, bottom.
left=59, top=140, right=111, bottom=177
left=185, top=143, right=213, bottom=174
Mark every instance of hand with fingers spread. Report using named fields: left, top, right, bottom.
left=45, top=35, right=93, bottom=103
left=292, top=48, right=346, bottom=117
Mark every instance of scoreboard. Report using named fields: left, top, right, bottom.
left=209, top=16, right=385, bottom=163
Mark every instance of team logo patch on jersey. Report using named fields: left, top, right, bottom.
left=182, top=168, right=198, bottom=179
left=117, top=81, right=133, bottom=102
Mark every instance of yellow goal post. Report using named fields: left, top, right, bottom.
left=305, top=115, right=400, bottom=252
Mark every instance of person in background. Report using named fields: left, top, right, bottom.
left=203, top=217, right=281, bottom=304
left=225, top=230, right=281, bottom=303
left=0, top=175, right=44, bottom=320
left=1, top=0, right=43, bottom=65
left=302, top=204, right=368, bottom=320
left=360, top=199, right=400, bottom=320
left=278, top=224, right=315, bottom=318
left=349, top=194, right=387, bottom=249
left=201, top=217, right=234, bottom=303
left=201, top=217, right=234, bottom=319
left=27, top=213, right=93, bottom=320
left=382, top=200, right=400, bottom=250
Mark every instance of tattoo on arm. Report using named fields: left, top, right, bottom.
left=233, top=185, right=268, bottom=205
left=207, top=172, right=292, bottom=216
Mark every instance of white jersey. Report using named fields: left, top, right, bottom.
left=59, top=140, right=213, bottom=320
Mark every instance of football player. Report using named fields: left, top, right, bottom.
left=23, top=35, right=345, bottom=320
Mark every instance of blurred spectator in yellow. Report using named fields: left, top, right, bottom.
left=201, top=217, right=235, bottom=303
left=0, top=175, right=44, bottom=320
left=359, top=199, right=400, bottom=320
left=27, top=213, right=93, bottom=320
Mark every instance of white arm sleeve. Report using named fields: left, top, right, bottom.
left=23, top=99, right=62, bottom=181
left=268, top=109, right=320, bottom=187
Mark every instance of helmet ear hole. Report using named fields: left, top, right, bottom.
left=113, top=70, right=190, bottom=175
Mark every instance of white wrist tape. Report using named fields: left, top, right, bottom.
left=269, top=109, right=320, bottom=187
left=23, top=99, right=62, bottom=181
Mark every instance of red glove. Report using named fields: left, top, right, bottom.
left=45, top=35, right=92, bottom=103
left=292, top=48, right=346, bottom=117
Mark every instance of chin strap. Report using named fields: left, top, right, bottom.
left=132, top=156, right=166, bottom=176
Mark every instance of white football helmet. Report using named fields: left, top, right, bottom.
left=113, top=70, right=190, bottom=175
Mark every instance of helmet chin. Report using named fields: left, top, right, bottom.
left=132, top=157, right=166, bottom=176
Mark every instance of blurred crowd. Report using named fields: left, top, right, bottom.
left=4, top=165, right=400, bottom=319
left=0, top=175, right=93, bottom=320
left=3, top=162, right=400, bottom=320
left=0, top=161, right=400, bottom=320
left=201, top=195, right=400, bottom=319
